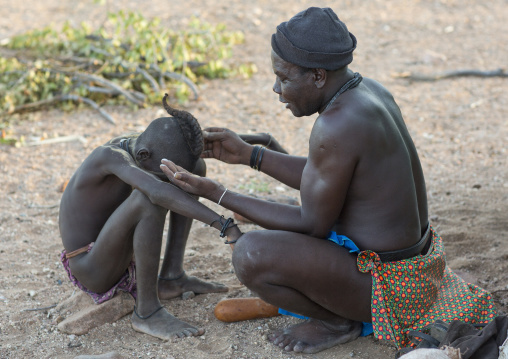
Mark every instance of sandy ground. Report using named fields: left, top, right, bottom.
left=0, top=0, right=507, bottom=358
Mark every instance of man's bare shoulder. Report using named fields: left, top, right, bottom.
left=319, top=79, right=398, bottom=133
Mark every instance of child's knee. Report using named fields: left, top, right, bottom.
left=130, top=190, right=166, bottom=217
left=193, top=158, right=206, bottom=176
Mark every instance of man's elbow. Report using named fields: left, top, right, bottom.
left=307, top=229, right=329, bottom=239
left=300, top=223, right=329, bottom=239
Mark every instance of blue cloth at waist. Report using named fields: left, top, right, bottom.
left=278, top=231, right=373, bottom=337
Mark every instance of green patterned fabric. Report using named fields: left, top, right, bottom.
left=357, top=226, right=497, bottom=349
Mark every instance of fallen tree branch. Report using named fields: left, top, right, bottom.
left=84, top=85, right=146, bottom=101
left=392, top=68, right=507, bottom=81
left=22, top=304, right=57, bottom=312
left=5, top=94, right=115, bottom=124
left=72, top=72, right=145, bottom=107
left=24, top=135, right=87, bottom=147
left=135, top=66, right=160, bottom=92
left=162, top=71, right=199, bottom=100
left=28, top=203, right=60, bottom=209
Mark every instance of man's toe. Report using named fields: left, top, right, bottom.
left=293, top=341, right=306, bottom=352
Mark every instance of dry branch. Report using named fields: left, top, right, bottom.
left=24, top=135, right=87, bottom=147
left=6, top=94, right=115, bottom=124
left=393, top=68, right=507, bottom=81
left=162, top=71, right=199, bottom=100
left=72, top=72, right=145, bottom=107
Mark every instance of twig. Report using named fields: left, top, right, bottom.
left=22, top=304, right=57, bottom=312
left=7, top=70, right=30, bottom=90
left=393, top=68, right=507, bottom=81
left=72, top=72, right=145, bottom=107
left=491, top=288, right=508, bottom=294
left=28, top=203, right=60, bottom=209
left=162, top=71, right=199, bottom=100
left=84, top=85, right=146, bottom=101
left=136, top=66, right=160, bottom=92
left=6, top=94, right=115, bottom=124
left=23, top=135, right=87, bottom=147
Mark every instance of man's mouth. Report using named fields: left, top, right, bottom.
left=279, top=98, right=289, bottom=108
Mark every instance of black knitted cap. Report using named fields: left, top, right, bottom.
left=271, top=7, right=357, bottom=71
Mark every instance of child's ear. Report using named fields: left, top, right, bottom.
left=136, top=148, right=150, bottom=162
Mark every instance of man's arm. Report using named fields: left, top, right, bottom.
left=239, top=132, right=288, bottom=154
left=248, top=149, right=307, bottom=190
left=221, top=122, right=356, bottom=237
left=165, top=117, right=357, bottom=237
left=202, top=128, right=307, bottom=189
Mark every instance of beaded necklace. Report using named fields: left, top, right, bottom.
left=323, top=72, right=363, bottom=112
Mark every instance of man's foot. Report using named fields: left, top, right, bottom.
left=131, top=306, right=205, bottom=340
left=268, top=318, right=362, bottom=354
left=158, top=271, right=228, bottom=300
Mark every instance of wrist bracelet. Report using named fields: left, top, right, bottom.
left=265, top=133, right=272, bottom=148
left=224, top=237, right=240, bottom=245
left=250, top=145, right=261, bottom=169
left=210, top=215, right=237, bottom=238
left=217, top=188, right=228, bottom=205
left=256, top=147, right=266, bottom=171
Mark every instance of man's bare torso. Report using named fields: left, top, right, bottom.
left=306, top=76, right=428, bottom=252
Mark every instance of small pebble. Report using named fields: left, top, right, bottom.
left=181, top=291, right=195, bottom=300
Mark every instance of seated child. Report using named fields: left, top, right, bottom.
left=59, top=94, right=241, bottom=340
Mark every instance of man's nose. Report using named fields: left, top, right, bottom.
left=272, top=78, right=281, bottom=94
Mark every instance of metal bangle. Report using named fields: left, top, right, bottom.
left=217, top=188, right=228, bottom=205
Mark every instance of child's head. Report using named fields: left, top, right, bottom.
left=134, top=95, right=203, bottom=175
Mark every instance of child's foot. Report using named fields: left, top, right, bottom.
left=131, top=306, right=205, bottom=340
left=158, top=271, right=228, bottom=300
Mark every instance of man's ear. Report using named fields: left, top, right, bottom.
left=313, top=68, right=327, bottom=89
left=136, top=148, right=150, bottom=162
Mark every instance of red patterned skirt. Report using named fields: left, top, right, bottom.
left=357, top=226, right=497, bottom=349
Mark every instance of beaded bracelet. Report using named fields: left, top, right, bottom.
left=210, top=215, right=237, bottom=238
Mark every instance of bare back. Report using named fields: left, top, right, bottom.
left=301, top=76, right=428, bottom=252
left=59, top=136, right=144, bottom=251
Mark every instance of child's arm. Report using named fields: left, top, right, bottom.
left=96, top=145, right=241, bottom=241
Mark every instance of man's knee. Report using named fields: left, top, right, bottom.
left=231, top=231, right=268, bottom=286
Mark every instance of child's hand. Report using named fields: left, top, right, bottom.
left=225, top=225, right=243, bottom=249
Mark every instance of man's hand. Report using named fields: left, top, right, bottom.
left=160, top=159, right=224, bottom=201
left=201, top=127, right=252, bottom=165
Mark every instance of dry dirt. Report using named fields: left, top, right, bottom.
left=0, top=1, right=507, bottom=358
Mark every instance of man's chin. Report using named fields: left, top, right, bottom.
left=286, top=105, right=299, bottom=117
left=289, top=108, right=305, bottom=118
